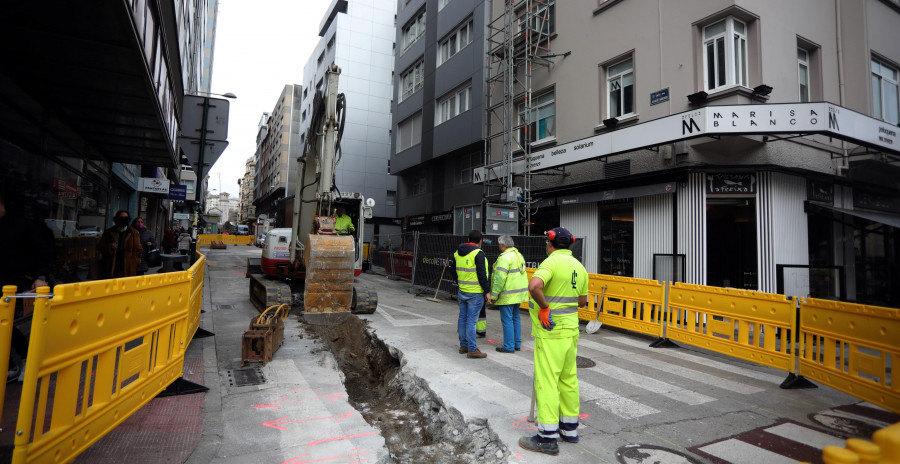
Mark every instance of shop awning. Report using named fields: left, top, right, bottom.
left=812, top=203, right=900, bottom=229
left=0, top=2, right=180, bottom=169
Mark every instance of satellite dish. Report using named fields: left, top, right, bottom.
left=366, top=198, right=376, bottom=207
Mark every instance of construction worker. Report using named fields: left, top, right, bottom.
left=333, top=205, right=355, bottom=235
left=450, top=229, right=491, bottom=358
left=491, top=235, right=528, bottom=353
left=519, top=227, right=588, bottom=456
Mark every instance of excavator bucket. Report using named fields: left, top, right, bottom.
left=303, top=234, right=355, bottom=325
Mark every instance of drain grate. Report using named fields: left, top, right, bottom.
left=218, top=304, right=234, bottom=310
left=576, top=356, right=596, bottom=369
left=226, top=368, right=266, bottom=387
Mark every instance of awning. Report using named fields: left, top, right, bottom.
left=810, top=203, right=900, bottom=229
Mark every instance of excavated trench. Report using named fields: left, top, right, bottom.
left=302, top=315, right=509, bottom=464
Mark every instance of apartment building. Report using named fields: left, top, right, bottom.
left=300, top=0, right=399, bottom=238
left=254, top=86, right=302, bottom=222
left=239, top=157, right=256, bottom=222
left=475, top=0, right=899, bottom=306
left=391, top=0, right=489, bottom=233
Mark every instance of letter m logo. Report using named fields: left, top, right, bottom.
left=682, top=117, right=701, bottom=135
left=473, top=169, right=483, bottom=183
left=828, top=112, right=840, bottom=131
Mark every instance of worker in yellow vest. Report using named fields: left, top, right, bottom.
left=333, top=206, right=355, bottom=235
left=490, top=235, right=528, bottom=353
left=519, top=227, right=588, bottom=456
left=450, top=230, right=491, bottom=358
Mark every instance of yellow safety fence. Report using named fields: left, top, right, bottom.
left=665, top=282, right=797, bottom=374
left=197, top=234, right=254, bottom=246
left=586, top=274, right=666, bottom=339
left=797, top=298, right=900, bottom=414
left=0, top=253, right=206, bottom=464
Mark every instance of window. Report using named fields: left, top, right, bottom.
left=703, top=17, right=747, bottom=91
left=317, top=50, right=325, bottom=67
left=412, top=176, right=427, bottom=195
left=517, top=91, right=555, bottom=146
left=402, top=10, right=426, bottom=51
left=436, top=84, right=472, bottom=125
left=386, top=190, right=396, bottom=206
left=327, top=34, right=335, bottom=50
left=397, top=112, right=423, bottom=152
left=797, top=48, right=810, bottom=102
left=872, top=57, right=899, bottom=125
left=399, top=60, right=425, bottom=102
left=438, top=19, right=473, bottom=66
left=459, top=152, right=481, bottom=184
left=607, top=57, right=634, bottom=118
left=517, top=0, right=555, bottom=36
left=438, top=0, right=452, bottom=10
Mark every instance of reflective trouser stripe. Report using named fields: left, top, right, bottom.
left=534, top=335, right=580, bottom=437
left=477, top=305, right=486, bottom=333
left=559, top=416, right=579, bottom=438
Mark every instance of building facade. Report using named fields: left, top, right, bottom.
left=253, top=86, right=302, bottom=222
left=391, top=0, right=488, bottom=233
left=239, top=157, right=256, bottom=223
left=475, top=0, right=899, bottom=306
left=300, top=0, right=399, bottom=239
left=0, top=0, right=212, bottom=281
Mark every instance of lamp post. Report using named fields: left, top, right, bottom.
left=189, top=91, right=236, bottom=261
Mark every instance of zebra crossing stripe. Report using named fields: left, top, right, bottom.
left=496, top=345, right=660, bottom=419
left=577, top=338, right=765, bottom=394
left=764, top=422, right=845, bottom=450
left=692, top=418, right=852, bottom=464
left=602, top=334, right=785, bottom=385
left=697, top=438, right=796, bottom=464
left=376, top=304, right=450, bottom=327
left=588, top=362, right=716, bottom=405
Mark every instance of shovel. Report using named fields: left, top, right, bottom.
left=586, top=286, right=606, bottom=334
left=426, top=258, right=449, bottom=303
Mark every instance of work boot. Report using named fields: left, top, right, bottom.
left=458, top=346, right=468, bottom=354
left=476, top=332, right=486, bottom=338
left=467, top=349, right=486, bottom=359
left=558, top=435, right=579, bottom=444
left=519, top=435, right=559, bottom=455
left=495, top=347, right=514, bottom=353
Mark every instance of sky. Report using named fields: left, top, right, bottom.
left=206, top=0, right=332, bottom=197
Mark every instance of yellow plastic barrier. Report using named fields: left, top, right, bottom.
left=586, top=275, right=666, bottom=338
left=797, top=298, right=900, bottom=413
left=666, top=282, right=797, bottom=373
left=10, top=253, right=207, bottom=464
left=197, top=234, right=253, bottom=246
left=1, top=286, right=16, bottom=424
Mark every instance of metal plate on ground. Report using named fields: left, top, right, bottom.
left=576, top=356, right=596, bottom=368
left=226, top=368, right=266, bottom=387
left=218, top=304, right=234, bottom=310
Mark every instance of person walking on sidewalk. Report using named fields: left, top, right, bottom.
left=132, top=216, right=157, bottom=276
left=491, top=235, right=528, bottom=353
left=97, top=210, right=142, bottom=279
left=450, top=230, right=491, bottom=359
left=519, top=227, right=588, bottom=456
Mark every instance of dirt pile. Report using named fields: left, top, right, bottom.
left=305, top=316, right=509, bottom=463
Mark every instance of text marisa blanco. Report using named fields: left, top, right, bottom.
left=710, top=108, right=822, bottom=128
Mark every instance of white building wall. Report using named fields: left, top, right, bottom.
left=678, top=172, right=707, bottom=285
left=561, top=203, right=599, bottom=273
left=757, top=172, right=809, bottom=294
left=634, top=194, right=674, bottom=280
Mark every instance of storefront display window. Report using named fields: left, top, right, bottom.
left=600, top=203, right=634, bottom=276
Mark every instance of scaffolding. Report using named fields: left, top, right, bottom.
left=484, top=0, right=555, bottom=236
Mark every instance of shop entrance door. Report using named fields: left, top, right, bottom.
left=706, top=199, right=757, bottom=289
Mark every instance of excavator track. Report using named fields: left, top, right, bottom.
left=351, top=284, right=378, bottom=314
left=247, top=258, right=293, bottom=313
left=303, top=234, right=355, bottom=324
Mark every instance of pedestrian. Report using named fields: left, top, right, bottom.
left=178, top=229, right=192, bottom=255
left=449, top=229, right=491, bottom=359
left=96, top=210, right=142, bottom=279
left=333, top=205, right=355, bottom=235
left=491, top=235, right=528, bottom=353
left=132, top=216, right=157, bottom=276
left=0, top=190, right=53, bottom=382
left=163, top=227, right=175, bottom=253
left=519, top=227, right=588, bottom=456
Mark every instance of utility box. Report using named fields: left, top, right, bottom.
left=485, top=203, right=518, bottom=235
left=454, top=205, right=482, bottom=235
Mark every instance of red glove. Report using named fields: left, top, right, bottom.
left=538, top=307, right=554, bottom=330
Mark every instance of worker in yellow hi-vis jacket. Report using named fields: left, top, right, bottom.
left=519, top=227, right=588, bottom=457
left=490, top=235, right=528, bottom=353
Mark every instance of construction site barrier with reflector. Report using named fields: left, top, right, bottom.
left=1, top=253, right=206, bottom=464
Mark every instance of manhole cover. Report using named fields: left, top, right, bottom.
left=218, top=304, right=234, bottom=310
left=227, top=368, right=266, bottom=387
left=576, top=356, right=596, bottom=368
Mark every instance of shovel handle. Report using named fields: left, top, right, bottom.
left=595, top=286, right=607, bottom=321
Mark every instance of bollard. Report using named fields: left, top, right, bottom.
left=845, top=438, right=880, bottom=464
left=823, top=446, right=859, bottom=464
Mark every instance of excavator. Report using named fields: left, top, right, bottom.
left=247, top=64, right=377, bottom=322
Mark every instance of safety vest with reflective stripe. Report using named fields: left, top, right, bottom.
left=529, top=249, right=588, bottom=338
left=334, top=214, right=355, bottom=234
left=454, top=249, right=488, bottom=293
left=491, top=247, right=529, bottom=305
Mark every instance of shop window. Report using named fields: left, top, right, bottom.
left=600, top=203, right=634, bottom=276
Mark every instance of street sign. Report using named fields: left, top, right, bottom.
left=168, top=184, right=187, bottom=200
left=174, top=213, right=190, bottom=220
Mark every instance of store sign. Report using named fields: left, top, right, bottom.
left=168, top=184, right=187, bottom=200
left=706, top=174, right=756, bottom=194
left=139, top=177, right=170, bottom=194
left=54, top=177, right=81, bottom=199
left=173, top=213, right=190, bottom=220
left=808, top=181, right=833, bottom=203
left=474, top=102, right=900, bottom=183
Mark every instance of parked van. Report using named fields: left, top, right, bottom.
left=237, top=224, right=249, bottom=235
